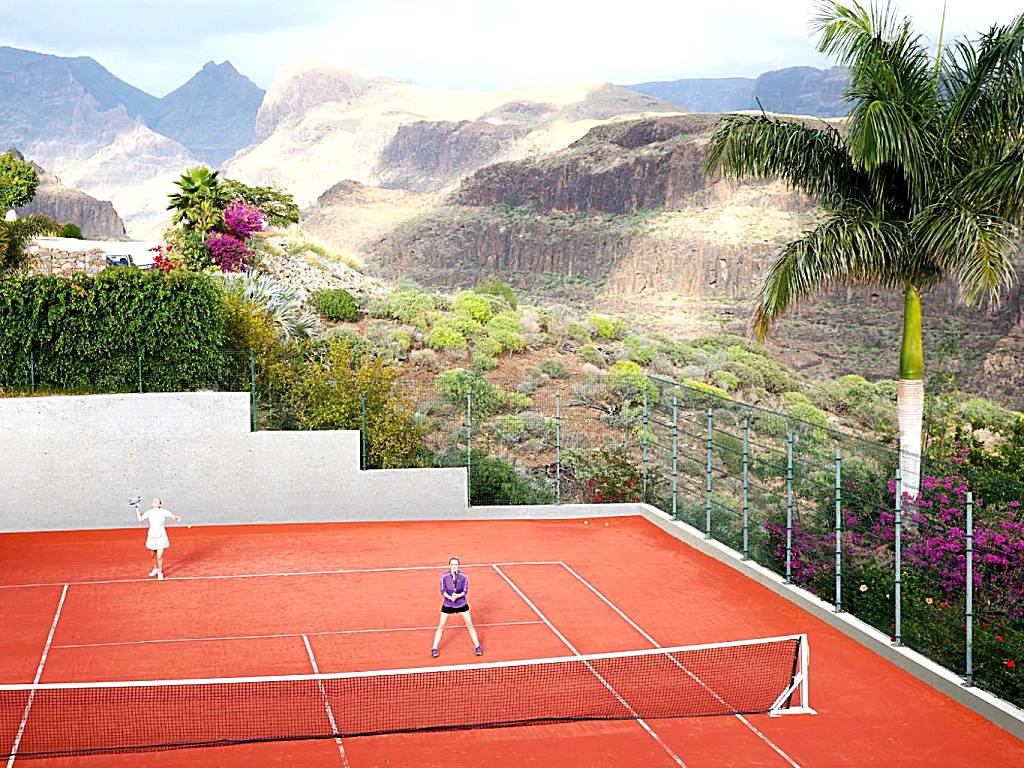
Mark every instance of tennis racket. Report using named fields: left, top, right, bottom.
left=129, top=496, right=142, bottom=514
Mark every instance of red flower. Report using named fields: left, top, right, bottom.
left=587, top=479, right=595, bottom=489
left=1006, top=660, right=1016, bottom=669
left=626, top=477, right=634, bottom=487
left=594, top=491, right=604, bottom=502
left=996, top=635, right=1005, bottom=643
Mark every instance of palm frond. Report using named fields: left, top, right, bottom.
left=703, top=114, right=866, bottom=208
left=0, top=214, right=61, bottom=274
left=812, top=1, right=903, bottom=66
left=911, top=203, right=1019, bottom=304
left=953, top=143, right=1024, bottom=223
left=753, top=209, right=916, bottom=339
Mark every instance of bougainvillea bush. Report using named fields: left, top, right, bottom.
left=764, top=472, right=1023, bottom=705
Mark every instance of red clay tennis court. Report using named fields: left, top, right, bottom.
left=2, top=516, right=1022, bottom=767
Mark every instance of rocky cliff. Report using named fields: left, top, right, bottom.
left=9, top=149, right=126, bottom=239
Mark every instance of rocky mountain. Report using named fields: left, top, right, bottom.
left=625, top=66, right=850, bottom=117
left=0, top=47, right=263, bottom=235
left=146, top=61, right=264, bottom=166
left=224, top=62, right=683, bottom=206
left=301, top=113, right=1020, bottom=408
left=8, top=149, right=126, bottom=239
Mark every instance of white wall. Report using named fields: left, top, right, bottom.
left=0, top=392, right=469, bottom=531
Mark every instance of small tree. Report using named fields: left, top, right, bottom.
left=0, top=152, right=39, bottom=213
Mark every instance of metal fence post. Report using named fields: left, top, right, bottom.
left=894, top=468, right=903, bottom=646
left=671, top=395, right=678, bottom=518
left=137, top=351, right=143, bottom=394
left=965, top=491, right=974, bottom=686
left=248, top=349, right=256, bottom=432
left=704, top=408, right=714, bottom=538
left=641, top=389, right=649, bottom=503
left=465, top=393, right=472, bottom=506
left=834, top=448, right=842, bottom=612
left=360, top=393, right=368, bottom=470
left=741, top=416, right=750, bottom=560
left=29, top=350, right=35, bottom=393
left=785, top=431, right=794, bottom=583
left=555, top=388, right=562, bottom=505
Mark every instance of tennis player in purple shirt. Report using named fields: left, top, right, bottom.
left=431, top=556, right=482, bottom=658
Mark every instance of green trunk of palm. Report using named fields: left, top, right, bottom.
left=897, top=285, right=924, bottom=499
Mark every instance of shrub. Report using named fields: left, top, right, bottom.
left=565, top=447, right=643, bottom=503
left=491, top=414, right=526, bottom=444
left=437, top=368, right=502, bottom=415
left=57, top=222, right=84, bottom=239
left=502, top=391, right=533, bottom=411
left=726, top=346, right=799, bottom=393
left=578, top=343, right=604, bottom=367
left=712, top=370, right=740, bottom=392
left=484, top=311, right=526, bottom=353
left=377, top=289, right=435, bottom=328
left=624, top=336, right=657, bottom=365
left=426, top=319, right=468, bottom=351
left=409, top=348, right=438, bottom=368
left=539, top=358, right=568, bottom=379
left=312, top=288, right=359, bottom=321
left=475, top=334, right=503, bottom=358
left=590, top=315, right=624, bottom=340
left=472, top=353, right=497, bottom=371
left=477, top=277, right=518, bottom=309
left=293, top=340, right=425, bottom=468
left=391, top=329, right=412, bottom=354
left=566, top=323, right=591, bottom=342
left=683, top=378, right=730, bottom=400
left=453, top=290, right=494, bottom=325
left=205, top=233, right=253, bottom=272
left=518, top=367, right=548, bottom=395
left=450, top=450, right=554, bottom=506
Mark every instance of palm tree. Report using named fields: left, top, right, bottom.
left=167, top=167, right=230, bottom=233
left=0, top=214, right=60, bottom=274
left=703, top=1, right=1023, bottom=498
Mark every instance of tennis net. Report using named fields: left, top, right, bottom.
left=1, top=634, right=813, bottom=759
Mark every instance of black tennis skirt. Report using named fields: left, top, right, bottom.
left=441, top=603, right=470, bottom=614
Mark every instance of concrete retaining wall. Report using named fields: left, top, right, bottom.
left=0, top=392, right=470, bottom=531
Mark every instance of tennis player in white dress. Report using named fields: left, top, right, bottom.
left=135, top=498, right=181, bottom=580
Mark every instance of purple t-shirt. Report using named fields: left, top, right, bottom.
left=440, top=571, right=469, bottom=608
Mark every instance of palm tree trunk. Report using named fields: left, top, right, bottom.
left=897, top=285, right=924, bottom=500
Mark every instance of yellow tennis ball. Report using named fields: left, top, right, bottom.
left=604, top=522, right=609, bottom=527
left=583, top=520, right=589, bottom=525
left=187, top=524, right=192, bottom=529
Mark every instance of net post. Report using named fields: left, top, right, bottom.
left=465, top=393, right=472, bottom=506
left=704, top=408, right=713, bottom=539
left=965, top=491, right=973, bottom=686
left=555, top=387, right=562, bottom=505
left=248, top=349, right=256, bottom=432
left=785, top=431, right=794, bottom=584
left=894, top=467, right=903, bottom=646
left=741, top=416, right=750, bottom=560
left=834, top=447, right=842, bottom=612
left=641, top=388, right=649, bottom=503
left=671, top=394, right=679, bottom=518
left=29, top=349, right=35, bottom=393
left=137, top=350, right=143, bottom=394
left=360, top=393, right=367, bottom=470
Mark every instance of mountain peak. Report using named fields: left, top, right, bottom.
left=200, top=60, right=240, bottom=76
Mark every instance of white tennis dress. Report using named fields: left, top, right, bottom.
left=142, top=509, right=173, bottom=551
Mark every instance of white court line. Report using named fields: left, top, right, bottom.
left=557, top=562, right=802, bottom=768
left=0, top=561, right=562, bottom=591
left=6, top=584, right=68, bottom=768
left=492, top=565, right=687, bottom=768
left=53, top=621, right=544, bottom=650
left=302, top=634, right=350, bottom=768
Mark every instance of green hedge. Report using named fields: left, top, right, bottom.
left=0, top=271, right=234, bottom=391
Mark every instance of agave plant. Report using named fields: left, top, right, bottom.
left=220, top=271, right=320, bottom=340
left=703, top=1, right=1024, bottom=498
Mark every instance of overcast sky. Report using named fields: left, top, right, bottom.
left=2, top=0, right=1020, bottom=96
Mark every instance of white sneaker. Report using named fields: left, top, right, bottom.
left=156, top=571, right=164, bottom=580
left=148, top=568, right=158, bottom=576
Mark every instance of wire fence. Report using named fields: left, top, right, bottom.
left=2, top=352, right=1021, bottom=708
